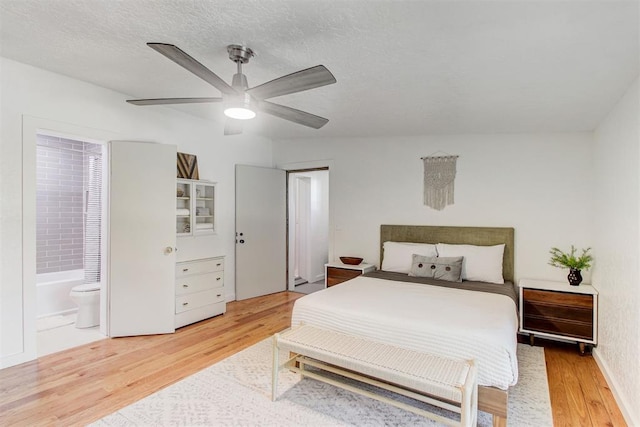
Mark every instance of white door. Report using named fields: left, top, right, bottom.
left=235, top=165, right=286, bottom=300
left=108, top=141, right=176, bottom=337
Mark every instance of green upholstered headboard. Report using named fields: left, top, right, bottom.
left=380, top=225, right=515, bottom=283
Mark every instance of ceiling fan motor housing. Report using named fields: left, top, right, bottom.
left=227, top=44, right=254, bottom=64
left=232, top=73, right=249, bottom=91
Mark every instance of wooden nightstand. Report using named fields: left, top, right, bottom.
left=519, top=278, right=598, bottom=354
left=325, top=262, right=376, bottom=287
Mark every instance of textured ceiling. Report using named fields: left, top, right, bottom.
left=0, top=0, right=638, bottom=139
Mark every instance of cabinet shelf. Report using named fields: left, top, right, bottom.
left=176, top=179, right=216, bottom=235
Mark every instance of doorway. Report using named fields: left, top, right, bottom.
left=35, top=132, right=107, bottom=356
left=287, top=168, right=329, bottom=294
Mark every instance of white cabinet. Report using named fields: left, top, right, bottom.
left=176, top=179, right=216, bottom=236
left=175, top=256, right=226, bottom=328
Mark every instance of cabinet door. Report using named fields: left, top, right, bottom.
left=108, top=141, right=176, bottom=337
left=194, top=182, right=215, bottom=234
left=176, top=180, right=192, bottom=235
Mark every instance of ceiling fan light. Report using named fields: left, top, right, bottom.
left=224, top=92, right=255, bottom=120
left=224, top=107, right=256, bottom=120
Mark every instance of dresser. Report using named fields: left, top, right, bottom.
left=519, top=278, right=598, bottom=354
left=325, top=262, right=376, bottom=287
left=175, top=256, right=226, bottom=328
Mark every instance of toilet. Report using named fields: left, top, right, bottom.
left=69, top=283, right=101, bottom=328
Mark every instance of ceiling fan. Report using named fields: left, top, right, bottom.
left=126, top=43, right=337, bottom=135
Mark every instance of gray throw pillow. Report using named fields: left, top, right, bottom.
left=408, top=255, right=464, bottom=282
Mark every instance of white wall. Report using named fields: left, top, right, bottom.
left=274, top=133, right=594, bottom=281
left=0, top=58, right=273, bottom=368
left=593, top=77, right=640, bottom=427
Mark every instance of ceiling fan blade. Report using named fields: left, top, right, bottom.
left=224, top=118, right=243, bottom=136
left=246, top=65, right=336, bottom=100
left=127, top=97, right=223, bottom=106
left=259, top=101, right=329, bottom=129
left=148, top=43, right=237, bottom=96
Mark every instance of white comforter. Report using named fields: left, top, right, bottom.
left=291, top=275, right=519, bottom=389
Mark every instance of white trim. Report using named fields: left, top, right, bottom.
left=592, top=348, right=638, bottom=427
left=6, top=115, right=118, bottom=369
left=278, top=159, right=334, bottom=278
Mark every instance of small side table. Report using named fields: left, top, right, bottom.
left=519, top=278, right=598, bottom=355
left=325, top=262, right=376, bottom=287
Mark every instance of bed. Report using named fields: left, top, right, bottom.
left=291, top=225, right=518, bottom=427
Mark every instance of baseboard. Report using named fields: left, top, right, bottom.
left=592, top=348, right=638, bottom=427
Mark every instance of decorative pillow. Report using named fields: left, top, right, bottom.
left=435, top=243, right=505, bottom=284
left=381, top=241, right=438, bottom=273
left=409, top=255, right=463, bottom=282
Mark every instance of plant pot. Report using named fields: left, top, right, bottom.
left=568, top=268, right=582, bottom=286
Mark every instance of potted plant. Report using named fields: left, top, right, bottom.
left=548, top=245, right=593, bottom=286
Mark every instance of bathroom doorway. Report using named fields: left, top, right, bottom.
left=35, top=132, right=107, bottom=356
left=287, top=168, right=329, bottom=294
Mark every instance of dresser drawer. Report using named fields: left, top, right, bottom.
left=176, top=289, right=225, bottom=314
left=176, top=271, right=223, bottom=296
left=176, top=258, right=224, bottom=277
left=523, top=289, right=593, bottom=308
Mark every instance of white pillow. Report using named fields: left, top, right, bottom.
left=382, top=241, right=438, bottom=273
left=436, top=243, right=505, bottom=284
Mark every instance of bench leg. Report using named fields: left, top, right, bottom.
left=272, top=335, right=279, bottom=401
left=461, top=365, right=478, bottom=427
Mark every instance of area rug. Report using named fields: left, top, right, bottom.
left=93, top=339, right=552, bottom=426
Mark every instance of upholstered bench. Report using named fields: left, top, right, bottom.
left=272, top=325, right=478, bottom=427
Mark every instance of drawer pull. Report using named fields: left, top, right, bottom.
left=216, top=263, right=221, bottom=266
left=182, top=302, right=189, bottom=306
left=182, top=284, right=189, bottom=288
left=216, top=277, right=221, bottom=281
left=182, top=268, right=189, bottom=272
left=217, top=294, right=222, bottom=297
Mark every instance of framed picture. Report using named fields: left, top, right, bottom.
left=177, top=152, right=199, bottom=179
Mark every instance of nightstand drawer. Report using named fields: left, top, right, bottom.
left=523, top=289, right=593, bottom=308
left=522, top=300, right=593, bottom=323
left=523, top=315, right=593, bottom=340
left=327, top=267, right=362, bottom=286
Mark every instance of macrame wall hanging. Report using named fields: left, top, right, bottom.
left=422, top=154, right=459, bottom=210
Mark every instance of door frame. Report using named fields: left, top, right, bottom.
left=16, top=116, right=117, bottom=367
left=283, top=164, right=331, bottom=291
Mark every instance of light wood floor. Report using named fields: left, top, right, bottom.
left=0, top=291, right=626, bottom=426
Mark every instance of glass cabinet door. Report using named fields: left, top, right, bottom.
left=194, top=182, right=215, bottom=234
left=176, top=180, right=192, bottom=235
